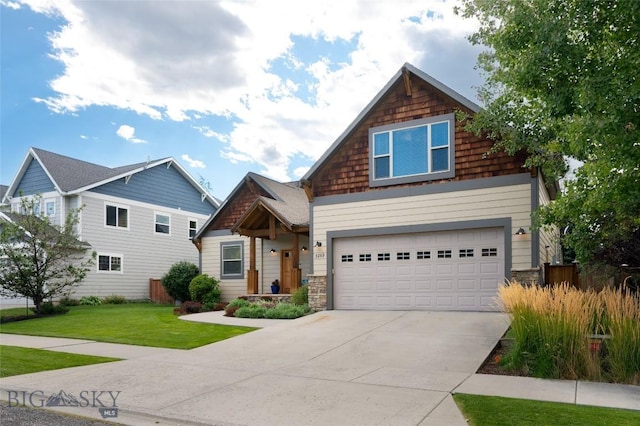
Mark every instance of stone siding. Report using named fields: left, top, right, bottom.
left=511, top=267, right=541, bottom=286
left=308, top=274, right=327, bottom=311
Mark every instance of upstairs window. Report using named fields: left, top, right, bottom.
left=369, top=114, right=455, bottom=186
left=106, top=204, right=128, bottom=229
left=188, top=219, right=198, bottom=239
left=155, top=213, right=171, bottom=235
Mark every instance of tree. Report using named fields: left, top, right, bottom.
left=457, top=0, right=640, bottom=266
left=161, top=261, right=199, bottom=302
left=0, top=195, right=95, bottom=313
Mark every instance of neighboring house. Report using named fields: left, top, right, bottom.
left=2, top=147, right=219, bottom=299
left=193, top=63, right=560, bottom=311
left=0, top=185, right=9, bottom=212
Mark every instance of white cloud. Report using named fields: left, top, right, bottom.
left=19, top=0, right=483, bottom=182
left=116, top=124, right=147, bottom=144
left=181, top=154, right=206, bottom=169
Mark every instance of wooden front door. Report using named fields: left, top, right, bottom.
left=281, top=249, right=294, bottom=294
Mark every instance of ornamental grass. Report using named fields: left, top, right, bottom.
left=497, top=281, right=640, bottom=384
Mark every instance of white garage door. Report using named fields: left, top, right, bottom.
left=333, top=228, right=505, bottom=311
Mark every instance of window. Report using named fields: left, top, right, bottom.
left=98, top=254, right=122, bottom=273
left=221, top=242, right=243, bottom=278
left=359, top=253, right=372, bottom=262
left=45, top=200, right=55, bottom=217
left=341, top=254, right=354, bottom=262
left=369, top=114, right=455, bottom=186
left=397, top=252, right=410, bottom=260
left=188, top=219, right=198, bottom=238
left=482, top=248, right=498, bottom=257
left=437, top=250, right=452, bottom=259
left=155, top=213, right=170, bottom=234
left=378, top=253, right=390, bottom=261
left=417, top=250, right=431, bottom=259
left=459, top=249, right=474, bottom=258
left=106, top=204, right=128, bottom=228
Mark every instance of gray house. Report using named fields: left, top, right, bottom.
left=2, top=147, right=219, bottom=299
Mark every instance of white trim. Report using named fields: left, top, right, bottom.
left=154, top=211, right=172, bottom=236
left=96, top=253, right=124, bottom=274
left=104, top=201, right=130, bottom=231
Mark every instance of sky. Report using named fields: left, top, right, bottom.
left=0, top=0, right=486, bottom=200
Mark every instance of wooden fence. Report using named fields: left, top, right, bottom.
left=544, top=263, right=581, bottom=289
left=149, top=278, right=174, bottom=304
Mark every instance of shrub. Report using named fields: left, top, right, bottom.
left=79, top=296, right=102, bottom=306
left=264, top=302, right=309, bottom=319
left=35, top=301, right=69, bottom=315
left=59, top=296, right=80, bottom=306
left=234, top=304, right=268, bottom=318
left=291, top=285, right=308, bottom=305
left=162, top=261, right=199, bottom=302
left=189, top=274, right=222, bottom=304
left=178, top=301, right=202, bottom=314
left=103, top=294, right=126, bottom=304
left=225, top=298, right=251, bottom=317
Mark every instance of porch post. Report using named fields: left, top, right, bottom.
left=247, top=236, right=259, bottom=294
left=291, top=233, right=301, bottom=292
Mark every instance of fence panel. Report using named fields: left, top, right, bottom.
left=544, top=263, right=581, bottom=289
left=149, top=278, right=174, bottom=304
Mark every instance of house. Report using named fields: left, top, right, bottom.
left=193, top=63, right=559, bottom=311
left=2, top=147, right=219, bottom=299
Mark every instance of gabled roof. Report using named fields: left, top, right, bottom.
left=302, top=62, right=481, bottom=180
left=193, top=172, right=308, bottom=241
left=3, top=147, right=219, bottom=208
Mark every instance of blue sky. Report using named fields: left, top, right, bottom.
left=1, top=0, right=485, bottom=199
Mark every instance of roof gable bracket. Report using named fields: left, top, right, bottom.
left=166, top=160, right=173, bottom=169
left=201, top=193, right=207, bottom=202
left=125, top=174, right=132, bottom=185
left=402, top=66, right=412, bottom=97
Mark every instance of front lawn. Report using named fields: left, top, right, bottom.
left=454, top=394, right=640, bottom=426
left=0, top=304, right=256, bottom=349
left=0, top=345, right=120, bottom=378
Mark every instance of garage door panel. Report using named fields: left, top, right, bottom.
left=334, top=228, right=504, bottom=311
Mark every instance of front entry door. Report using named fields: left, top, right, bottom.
left=281, top=249, right=293, bottom=294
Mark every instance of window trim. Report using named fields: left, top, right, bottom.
left=45, top=199, right=56, bottom=218
left=188, top=218, right=198, bottom=239
left=154, top=211, right=171, bottom=235
left=220, top=241, right=244, bottom=279
left=368, top=113, right=455, bottom=187
left=97, top=253, right=123, bottom=274
left=104, top=202, right=129, bottom=230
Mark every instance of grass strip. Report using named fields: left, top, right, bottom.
left=0, top=345, right=120, bottom=378
left=0, top=304, right=257, bottom=349
left=453, top=393, right=640, bottom=426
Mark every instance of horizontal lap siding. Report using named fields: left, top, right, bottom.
left=74, top=193, right=207, bottom=299
left=312, top=183, right=532, bottom=273
left=201, top=234, right=263, bottom=301
left=11, top=160, right=56, bottom=196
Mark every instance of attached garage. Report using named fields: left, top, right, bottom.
left=333, top=228, right=505, bottom=311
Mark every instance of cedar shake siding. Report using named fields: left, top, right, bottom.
left=311, top=76, right=526, bottom=198
left=207, top=181, right=271, bottom=230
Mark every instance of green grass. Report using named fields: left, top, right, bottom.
left=0, top=304, right=257, bottom=349
left=454, top=394, right=640, bottom=426
left=0, top=307, right=36, bottom=319
left=0, top=345, right=120, bottom=378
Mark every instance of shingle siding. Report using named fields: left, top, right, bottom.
left=90, top=163, right=213, bottom=215
left=311, top=78, right=526, bottom=197
left=12, top=160, right=56, bottom=196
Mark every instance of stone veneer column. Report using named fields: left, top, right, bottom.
left=307, top=274, right=327, bottom=311
left=510, top=267, right=541, bottom=286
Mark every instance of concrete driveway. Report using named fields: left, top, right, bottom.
left=0, top=310, right=510, bottom=425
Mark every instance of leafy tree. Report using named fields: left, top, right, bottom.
left=457, top=0, right=640, bottom=266
left=0, top=195, right=95, bottom=314
left=161, top=261, right=199, bottom=302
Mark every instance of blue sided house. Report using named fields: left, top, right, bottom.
left=2, top=147, right=219, bottom=299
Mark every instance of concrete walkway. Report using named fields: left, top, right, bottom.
left=1, top=311, right=638, bottom=426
